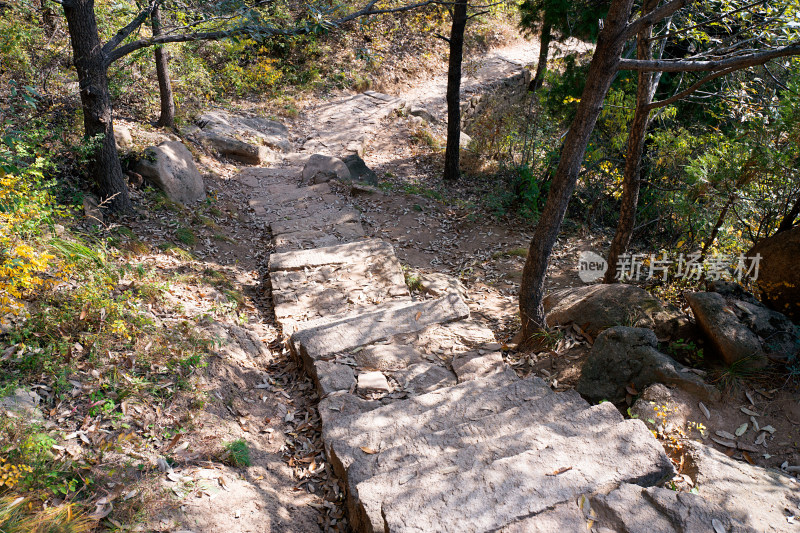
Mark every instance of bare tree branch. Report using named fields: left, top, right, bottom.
left=618, top=42, right=800, bottom=72
left=102, top=0, right=163, bottom=56
left=624, top=0, right=693, bottom=40
left=645, top=0, right=766, bottom=43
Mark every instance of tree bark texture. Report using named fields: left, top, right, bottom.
left=519, top=0, right=635, bottom=339
left=530, top=19, right=552, bottom=91
left=152, top=3, right=175, bottom=128
left=62, top=0, right=132, bottom=213
left=604, top=0, right=660, bottom=283
left=443, top=0, right=468, bottom=181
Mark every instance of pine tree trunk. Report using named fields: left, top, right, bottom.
left=519, top=0, right=635, bottom=339
left=62, top=0, right=132, bottom=213
left=152, top=3, right=175, bottom=128
left=604, top=0, right=660, bottom=283
left=530, top=20, right=552, bottom=91
left=777, top=192, right=800, bottom=234
left=443, top=0, right=468, bottom=182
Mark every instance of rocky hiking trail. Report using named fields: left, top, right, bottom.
left=115, top=38, right=800, bottom=533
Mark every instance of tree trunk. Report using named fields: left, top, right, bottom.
left=519, top=0, right=634, bottom=339
left=443, top=0, right=468, bottom=182
left=604, top=0, right=660, bottom=283
left=62, top=0, right=132, bottom=213
left=152, top=3, right=175, bottom=128
left=530, top=19, right=552, bottom=91
left=777, top=192, right=800, bottom=234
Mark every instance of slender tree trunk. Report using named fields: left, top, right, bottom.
left=62, top=0, right=132, bottom=213
left=151, top=3, right=175, bottom=128
left=777, top=191, right=800, bottom=234
left=443, top=0, right=468, bottom=182
left=530, top=19, right=552, bottom=91
left=519, top=0, right=634, bottom=339
left=604, top=0, right=660, bottom=283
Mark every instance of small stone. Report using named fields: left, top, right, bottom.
left=358, top=371, right=391, bottom=393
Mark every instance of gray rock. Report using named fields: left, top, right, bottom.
left=113, top=125, right=133, bottom=150
left=202, top=132, right=275, bottom=165
left=418, top=272, right=467, bottom=299
left=268, top=239, right=396, bottom=272
left=685, top=440, right=799, bottom=531
left=197, top=110, right=291, bottom=153
left=0, top=388, right=43, bottom=420
left=357, top=371, right=391, bottom=393
left=576, top=326, right=719, bottom=403
left=408, top=107, right=437, bottom=124
left=301, top=154, right=351, bottom=184
left=459, top=131, right=472, bottom=149
left=83, top=194, right=103, bottom=225
left=545, top=284, right=690, bottom=340
left=135, top=141, right=205, bottom=205
left=685, top=292, right=767, bottom=366
left=594, top=483, right=757, bottom=533
left=316, top=361, right=356, bottom=395
left=342, top=154, right=378, bottom=186
left=354, top=344, right=427, bottom=371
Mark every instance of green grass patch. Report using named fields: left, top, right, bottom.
left=223, top=439, right=251, bottom=467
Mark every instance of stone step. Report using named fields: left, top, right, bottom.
left=375, top=419, right=673, bottom=533
left=273, top=222, right=365, bottom=252
left=290, top=292, right=471, bottom=367
left=593, top=483, right=757, bottom=533
left=270, top=208, right=361, bottom=235
left=452, top=350, right=507, bottom=382
left=266, top=182, right=331, bottom=202
left=269, top=239, right=396, bottom=272
left=353, top=401, right=628, bottom=532
left=321, top=373, right=545, bottom=478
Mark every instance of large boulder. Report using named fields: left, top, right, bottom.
left=544, top=284, right=689, bottom=340
left=685, top=292, right=768, bottom=367
left=135, top=141, right=205, bottom=205
left=197, top=110, right=291, bottom=164
left=301, top=154, right=351, bottom=185
left=747, top=225, right=800, bottom=321
left=576, top=326, right=718, bottom=404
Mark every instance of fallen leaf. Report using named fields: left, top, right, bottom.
left=742, top=451, right=755, bottom=465
left=698, top=402, right=710, bottom=420
left=716, top=430, right=736, bottom=440
left=88, top=502, right=113, bottom=520
left=735, top=423, right=749, bottom=437
left=360, top=446, right=378, bottom=454
left=546, top=466, right=572, bottom=476
left=712, top=518, right=726, bottom=533
left=164, top=433, right=182, bottom=452
left=740, top=407, right=759, bottom=416
left=625, top=384, right=638, bottom=396
left=414, top=311, right=421, bottom=321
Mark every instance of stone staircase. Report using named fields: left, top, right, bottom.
left=248, top=124, right=795, bottom=531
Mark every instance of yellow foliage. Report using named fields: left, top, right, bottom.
left=0, top=458, right=32, bottom=490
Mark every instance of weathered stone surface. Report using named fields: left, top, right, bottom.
left=498, top=502, right=589, bottom=532
left=323, top=372, right=534, bottom=477
left=83, top=194, right=103, bottom=225
left=342, top=154, right=379, bottom=185
left=318, top=391, right=380, bottom=431
left=270, top=208, right=360, bottom=235
left=268, top=239, right=396, bottom=272
left=0, top=388, right=43, bottom=420
left=748, top=225, right=800, bottom=321
left=577, top=327, right=718, bottom=403
left=418, top=272, right=467, bottom=299
left=266, top=182, right=332, bottom=203
left=290, top=293, right=470, bottom=367
left=135, top=141, right=206, bottom=205
left=316, top=361, right=356, bottom=396
left=198, top=110, right=291, bottom=153
left=357, top=371, right=391, bottom=393
left=594, top=483, right=757, bottom=533
left=114, top=125, right=133, bottom=150
left=354, top=344, right=427, bottom=371
left=452, top=351, right=506, bottom=382
left=685, top=292, right=766, bottom=366
left=354, top=399, right=622, bottom=531
left=685, top=440, right=800, bottom=531
left=375, top=420, right=672, bottom=533
left=206, top=322, right=269, bottom=365
left=389, top=363, right=456, bottom=394
left=460, top=131, right=472, bottom=149
left=202, top=131, right=275, bottom=165
left=544, top=284, right=689, bottom=340
left=301, top=154, right=352, bottom=184
left=408, top=106, right=437, bottom=124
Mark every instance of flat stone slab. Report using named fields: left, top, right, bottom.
left=270, top=208, right=361, bottom=235
left=357, top=371, right=391, bottom=393
left=269, top=239, right=397, bottom=272
left=290, top=292, right=471, bottom=366
left=376, top=420, right=673, bottom=533
left=452, top=351, right=506, bottom=382
left=273, top=222, right=365, bottom=252
left=264, top=182, right=332, bottom=203
left=390, top=363, right=457, bottom=394
left=354, top=402, right=631, bottom=532
left=594, top=483, right=757, bottom=533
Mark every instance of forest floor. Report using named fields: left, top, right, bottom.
left=41, top=30, right=798, bottom=532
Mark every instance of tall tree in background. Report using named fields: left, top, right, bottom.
left=443, top=0, right=468, bottom=182
left=518, top=0, right=800, bottom=341
left=151, top=2, right=174, bottom=128
left=519, top=0, right=607, bottom=91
